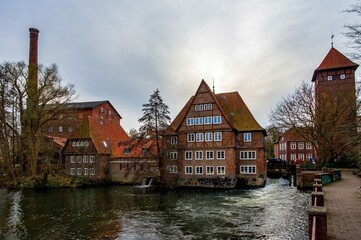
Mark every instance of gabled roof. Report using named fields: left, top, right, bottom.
left=312, top=47, right=359, bottom=82
left=112, top=138, right=156, bottom=158
left=167, top=80, right=265, bottom=134
left=279, top=127, right=309, bottom=142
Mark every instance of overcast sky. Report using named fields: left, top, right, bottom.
left=1, top=0, right=359, bottom=132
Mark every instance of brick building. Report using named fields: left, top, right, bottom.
left=274, top=127, right=316, bottom=164
left=164, top=80, right=267, bottom=188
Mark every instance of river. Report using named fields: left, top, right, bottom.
left=0, top=178, right=310, bottom=240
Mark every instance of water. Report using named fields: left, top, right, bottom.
left=0, top=178, right=310, bottom=240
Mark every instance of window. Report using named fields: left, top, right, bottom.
left=58, top=126, right=63, bottom=133
left=169, top=152, right=178, bottom=160
left=291, top=142, right=296, bottom=150
left=185, top=166, right=193, bottom=174
left=195, top=166, right=203, bottom=175
left=206, top=166, right=214, bottom=175
left=217, top=166, right=225, bottom=175
left=298, top=142, right=304, bottom=149
left=298, top=153, right=304, bottom=160
left=100, top=107, right=104, bottom=113
left=195, top=104, right=203, bottom=111
left=70, top=168, right=75, bottom=175
left=168, top=165, right=177, bottom=173
left=206, top=151, right=214, bottom=160
left=124, top=149, right=130, bottom=155
left=214, top=132, right=222, bottom=141
left=84, top=168, right=88, bottom=175
left=185, top=151, right=192, bottom=160
left=240, top=151, right=256, bottom=160
left=195, top=117, right=203, bottom=125
left=217, top=150, right=225, bottom=159
left=290, top=154, right=296, bottom=161
left=187, top=133, right=195, bottom=142
left=205, top=132, right=212, bottom=141
left=195, top=151, right=203, bottom=160
left=306, top=153, right=312, bottom=161
left=68, top=126, right=73, bottom=132
left=70, top=156, right=75, bottom=163
left=171, top=136, right=177, bottom=145
left=76, top=156, right=82, bottom=163
left=89, top=156, right=95, bottom=163
left=244, top=133, right=252, bottom=142
left=306, top=142, right=312, bottom=149
left=340, top=74, right=346, bottom=80
left=58, top=114, right=63, bottom=119
left=213, top=116, right=221, bottom=124
left=207, top=104, right=212, bottom=110
left=327, top=75, right=333, bottom=81
left=48, top=126, right=53, bottom=133
left=196, top=133, right=204, bottom=142
left=89, top=168, right=95, bottom=175
left=186, top=118, right=194, bottom=126
left=83, top=156, right=88, bottom=163
left=204, top=116, right=212, bottom=125
left=240, top=165, right=256, bottom=174
left=77, top=168, right=82, bottom=175
left=142, top=149, right=148, bottom=155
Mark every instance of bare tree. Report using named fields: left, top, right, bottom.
left=344, top=1, right=361, bottom=60
left=269, top=82, right=361, bottom=163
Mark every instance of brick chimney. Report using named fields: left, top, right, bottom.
left=28, top=28, right=39, bottom=93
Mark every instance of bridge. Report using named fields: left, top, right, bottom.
left=267, top=162, right=297, bottom=186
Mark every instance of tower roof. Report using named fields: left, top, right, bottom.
left=312, top=47, right=358, bottom=82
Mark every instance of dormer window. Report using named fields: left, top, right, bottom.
left=142, top=149, right=147, bottom=155
left=340, top=74, right=345, bottom=80
left=124, top=149, right=130, bottom=155
left=327, top=75, right=333, bottom=81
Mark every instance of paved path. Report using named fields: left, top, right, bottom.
left=323, top=171, right=361, bottom=240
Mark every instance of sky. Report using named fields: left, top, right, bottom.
left=1, top=0, right=360, bottom=133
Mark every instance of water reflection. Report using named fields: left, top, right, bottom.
left=0, top=178, right=310, bottom=239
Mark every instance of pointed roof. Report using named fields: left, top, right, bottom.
left=167, top=80, right=266, bottom=134
left=312, top=47, right=358, bottom=82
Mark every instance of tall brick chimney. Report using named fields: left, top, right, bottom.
left=28, top=28, right=39, bottom=94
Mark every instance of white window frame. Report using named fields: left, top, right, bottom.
left=84, top=168, right=88, bottom=176
left=217, top=150, right=225, bottom=160
left=185, top=151, right=193, bottom=160
left=204, top=116, right=212, bottom=125
left=195, top=104, right=203, bottom=111
left=70, top=168, right=75, bottom=175
left=196, top=133, right=204, bottom=142
left=89, top=168, right=95, bottom=175
left=168, top=165, right=177, bottom=173
left=206, top=151, right=214, bottom=160
left=195, top=151, right=203, bottom=160
left=186, top=118, right=194, bottom=126
left=327, top=75, right=333, bottom=81
left=187, top=133, right=195, bottom=142
left=171, top=136, right=177, bottom=145
left=214, top=132, right=222, bottom=141
left=213, top=116, right=221, bottom=124
left=290, top=154, right=296, bottom=161
left=70, top=156, right=75, bottom=163
left=206, top=166, right=214, bottom=175
left=76, top=156, right=82, bottom=163
left=89, top=156, right=95, bottom=163
left=77, top=168, right=82, bottom=175
left=195, top=117, right=203, bottom=125
left=58, top=126, right=63, bottom=133
left=205, top=132, right=212, bottom=141
left=298, top=142, right=304, bottom=149
left=169, top=152, right=178, bottom=160
left=298, top=153, right=304, bottom=160
left=48, top=126, right=53, bottom=133
left=244, top=133, right=252, bottom=142
left=185, top=166, right=193, bottom=174
left=217, top=166, right=225, bottom=175
left=83, top=156, right=88, bottom=163
left=291, top=142, right=296, bottom=150
left=240, top=165, right=256, bottom=174
left=240, top=151, right=256, bottom=160
left=306, top=142, right=312, bottom=149
left=306, top=153, right=312, bottom=161
left=195, top=166, right=203, bottom=175
left=340, top=74, right=346, bottom=80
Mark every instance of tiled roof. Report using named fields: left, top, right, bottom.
left=167, top=80, right=265, bottom=134
left=112, top=138, right=157, bottom=158
left=280, top=127, right=308, bottom=142
left=312, top=47, right=359, bottom=82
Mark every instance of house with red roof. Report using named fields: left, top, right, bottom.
left=164, top=80, right=267, bottom=188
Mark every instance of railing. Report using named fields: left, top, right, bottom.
left=308, top=178, right=327, bottom=240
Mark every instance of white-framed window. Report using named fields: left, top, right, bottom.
left=100, top=107, right=104, bottom=113
left=240, top=165, right=256, bottom=174
left=195, top=151, right=203, bottom=160
left=290, top=154, right=296, bottom=161
left=217, top=150, right=225, bottom=159
left=58, top=126, right=63, bottom=133
left=240, top=151, right=256, bottom=160
left=195, top=104, right=203, bottom=111
left=84, top=168, right=88, bottom=176
left=195, top=166, right=203, bottom=175
left=83, top=156, right=88, bottom=163
left=204, top=116, right=212, bottom=125
left=187, top=133, right=195, bottom=142
left=306, top=153, right=312, bottom=161
left=186, top=118, right=194, bottom=126
left=124, top=149, right=130, bottom=155
left=168, top=165, right=177, bottom=173
left=48, top=126, right=53, bottom=133
left=327, top=75, right=333, bottom=81
left=77, top=168, right=82, bottom=175
left=76, top=156, right=82, bottom=163
left=89, top=168, right=95, bottom=175
left=185, top=166, right=193, bottom=174
left=213, top=116, right=222, bottom=124
left=298, top=153, right=304, bottom=160
left=217, top=166, right=225, bottom=175
left=70, top=156, right=75, bottom=163
left=169, top=152, right=178, bottom=160
left=306, top=142, right=312, bottom=149
left=68, top=126, right=73, bottom=132
left=205, top=132, right=212, bottom=141
left=206, top=166, right=214, bottom=175
left=70, top=168, right=75, bottom=175
left=214, top=132, right=222, bottom=141
left=206, top=151, right=214, bottom=160
left=89, top=156, right=95, bottom=163
left=196, top=133, right=204, bottom=142
left=340, top=74, right=346, bottom=80
left=291, top=142, right=296, bottom=150
left=298, top=142, right=304, bottom=149
left=207, top=103, right=212, bottom=110
left=171, top=136, right=177, bottom=145
left=185, top=151, right=193, bottom=160
left=244, top=133, right=252, bottom=142
left=195, top=117, right=203, bottom=125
